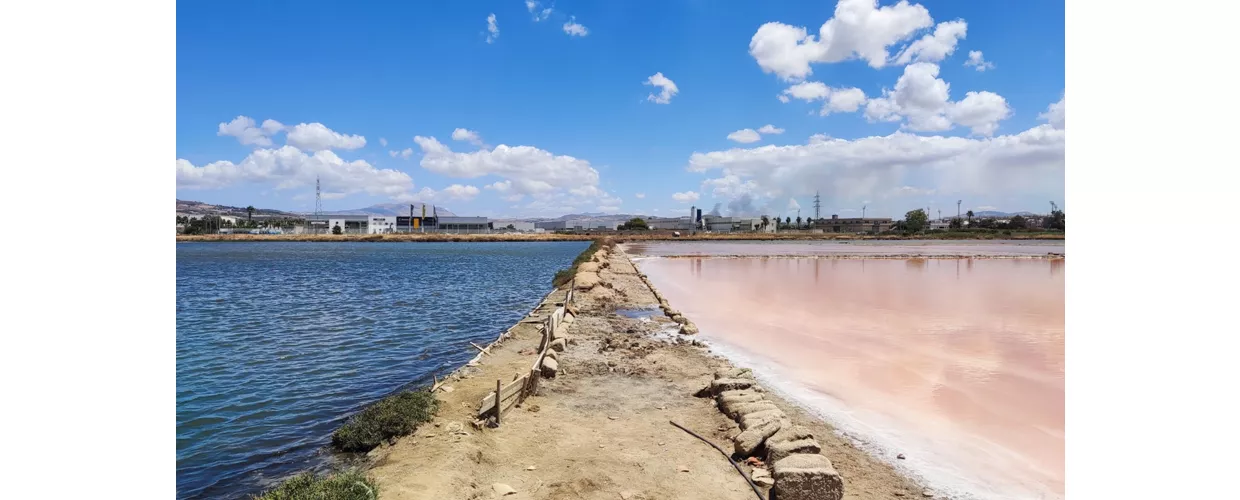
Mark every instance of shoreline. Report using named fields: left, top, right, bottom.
left=345, top=241, right=928, bottom=499
left=175, top=232, right=1064, bottom=243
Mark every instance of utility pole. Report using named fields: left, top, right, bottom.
left=813, top=192, right=821, bottom=219
left=957, top=200, right=962, bottom=219
left=862, top=204, right=866, bottom=219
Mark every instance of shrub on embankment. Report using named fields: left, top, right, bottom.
left=552, top=238, right=614, bottom=287
left=331, top=390, right=438, bottom=452
left=252, top=469, right=377, bottom=500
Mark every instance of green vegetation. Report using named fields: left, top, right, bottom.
left=904, top=209, right=929, bottom=232
left=332, top=225, right=343, bottom=235
left=1043, top=209, right=1065, bottom=230
left=552, top=238, right=611, bottom=287
left=331, top=390, right=438, bottom=452
left=252, top=470, right=377, bottom=500
left=618, top=217, right=649, bottom=230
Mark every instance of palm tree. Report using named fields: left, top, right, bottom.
left=795, top=216, right=802, bottom=227
left=785, top=216, right=791, bottom=225
left=246, top=205, right=255, bottom=223
left=966, top=210, right=974, bottom=227
left=760, top=215, right=769, bottom=228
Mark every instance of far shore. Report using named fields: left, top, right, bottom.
left=176, top=231, right=1064, bottom=243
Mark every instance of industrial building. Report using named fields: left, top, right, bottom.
left=494, top=221, right=537, bottom=232
left=304, top=214, right=492, bottom=234
left=534, top=220, right=618, bottom=231
left=702, top=215, right=763, bottom=232
left=646, top=216, right=694, bottom=231
left=812, top=214, right=895, bottom=233
left=434, top=216, right=491, bottom=233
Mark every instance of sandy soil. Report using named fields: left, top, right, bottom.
left=366, top=247, right=925, bottom=499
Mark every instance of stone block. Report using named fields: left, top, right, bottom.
left=733, top=417, right=783, bottom=457
left=718, top=394, right=765, bottom=415
left=714, top=368, right=754, bottom=380
left=728, top=401, right=780, bottom=420
left=740, top=409, right=787, bottom=430
left=710, top=377, right=756, bottom=394
left=766, top=438, right=821, bottom=465
left=541, top=357, right=559, bottom=378
left=575, top=271, right=600, bottom=290
left=767, top=425, right=814, bottom=446
left=772, top=454, right=844, bottom=500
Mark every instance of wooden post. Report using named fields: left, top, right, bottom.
left=495, top=379, right=502, bottom=426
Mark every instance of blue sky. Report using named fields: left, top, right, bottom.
left=176, top=0, right=1065, bottom=219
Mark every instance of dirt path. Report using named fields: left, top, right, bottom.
left=368, top=246, right=924, bottom=499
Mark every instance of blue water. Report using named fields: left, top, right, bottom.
left=176, top=242, right=587, bottom=499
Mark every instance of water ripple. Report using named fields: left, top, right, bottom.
left=177, top=241, right=586, bottom=499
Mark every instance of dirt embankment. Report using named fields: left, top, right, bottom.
left=364, top=247, right=924, bottom=499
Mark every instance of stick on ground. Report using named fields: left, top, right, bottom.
left=669, top=420, right=765, bottom=500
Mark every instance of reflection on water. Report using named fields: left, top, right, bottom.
left=638, top=257, right=1064, bottom=500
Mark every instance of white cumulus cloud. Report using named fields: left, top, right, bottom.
left=780, top=82, right=869, bottom=116
left=748, top=0, right=934, bottom=81
left=389, top=148, right=413, bottom=159
left=415, top=136, right=599, bottom=191
left=177, top=146, right=414, bottom=200
left=413, top=136, right=619, bottom=214
left=863, top=62, right=1010, bottom=136
left=525, top=1, right=552, bottom=21
left=451, top=128, right=485, bottom=147
left=727, top=129, right=762, bottom=144
left=414, top=184, right=481, bottom=202
left=285, top=122, right=367, bottom=151
left=891, top=20, right=967, bottom=65
left=1039, top=94, right=1065, bottom=130
left=686, top=100, right=1065, bottom=208
left=672, top=191, right=701, bottom=203
left=563, top=17, right=589, bottom=36
left=218, top=116, right=285, bottom=147
left=964, top=50, right=995, bottom=71
left=758, top=124, right=785, bottom=135
left=486, top=14, right=499, bottom=44
left=644, top=72, right=679, bottom=104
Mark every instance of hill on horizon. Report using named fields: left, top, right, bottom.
left=318, top=202, right=456, bottom=217
left=175, top=199, right=456, bottom=217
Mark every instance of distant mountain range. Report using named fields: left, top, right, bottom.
left=318, top=203, right=456, bottom=217
left=176, top=199, right=302, bottom=217
left=972, top=210, right=1039, bottom=218
left=491, top=213, right=648, bottom=224
left=175, top=200, right=455, bottom=217
left=178, top=198, right=1042, bottom=222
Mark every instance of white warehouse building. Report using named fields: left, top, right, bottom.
left=369, top=216, right=399, bottom=234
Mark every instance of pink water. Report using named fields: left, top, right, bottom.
left=636, top=255, right=1064, bottom=500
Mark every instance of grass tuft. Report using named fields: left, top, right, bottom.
left=331, top=390, right=439, bottom=452
left=252, top=470, right=378, bottom=500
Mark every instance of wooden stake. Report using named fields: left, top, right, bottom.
left=495, top=379, right=502, bottom=426
left=470, top=342, right=491, bottom=355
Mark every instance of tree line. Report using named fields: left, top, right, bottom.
left=896, top=208, right=1065, bottom=233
